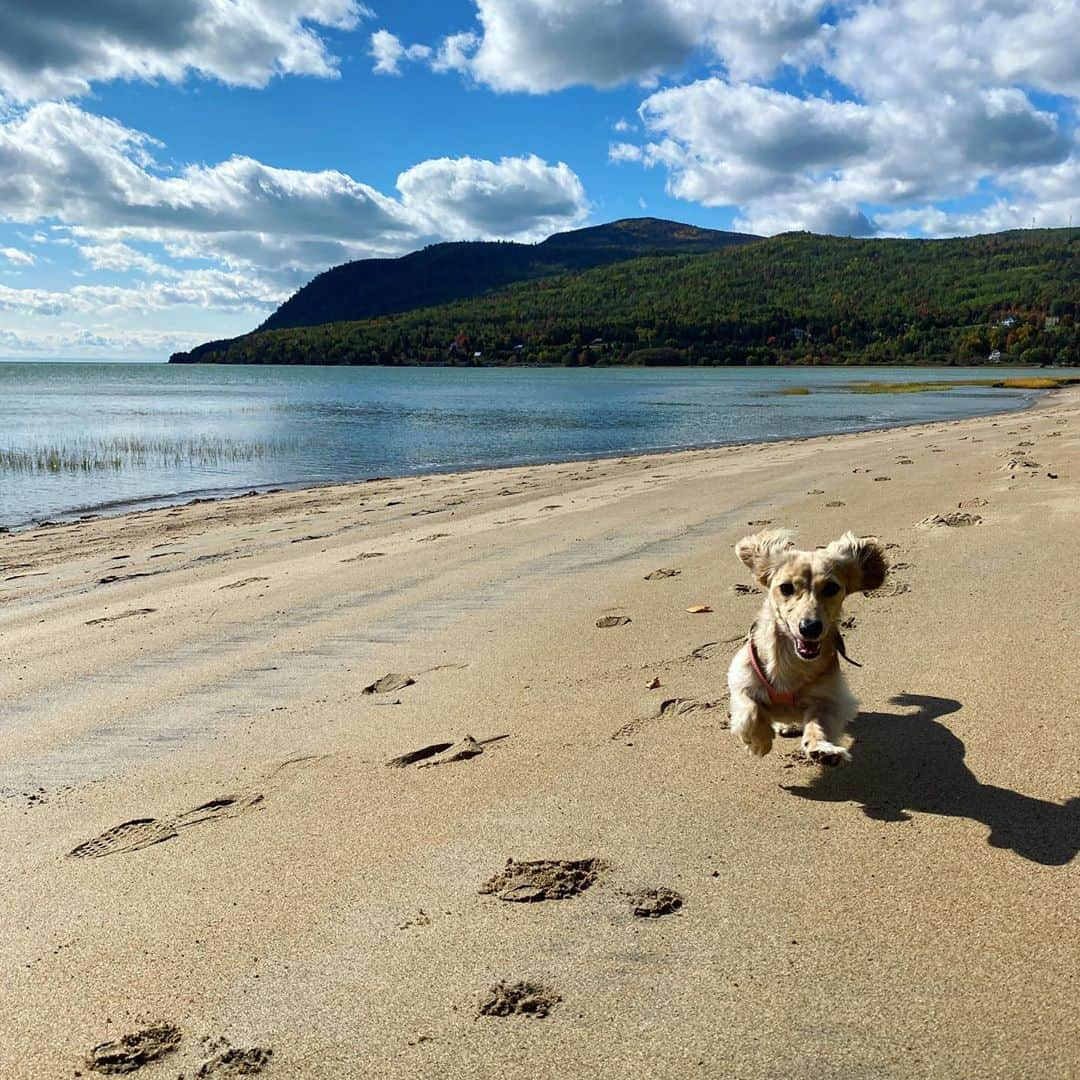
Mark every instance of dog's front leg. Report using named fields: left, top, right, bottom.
left=730, top=691, right=774, bottom=758
left=801, top=703, right=855, bottom=766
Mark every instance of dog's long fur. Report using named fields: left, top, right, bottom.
left=727, top=529, right=887, bottom=765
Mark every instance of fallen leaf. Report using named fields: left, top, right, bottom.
left=363, top=673, right=416, bottom=695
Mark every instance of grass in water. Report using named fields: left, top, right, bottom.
left=775, top=375, right=1080, bottom=396
left=0, top=435, right=298, bottom=474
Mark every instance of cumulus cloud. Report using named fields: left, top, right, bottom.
left=0, top=102, right=590, bottom=317
left=635, top=80, right=872, bottom=205
left=0, top=103, right=588, bottom=265
left=1, top=245, right=34, bottom=266
left=370, top=30, right=432, bottom=76
left=0, top=324, right=208, bottom=357
left=397, top=154, right=587, bottom=240
left=826, top=0, right=1080, bottom=105
left=0, top=0, right=369, bottom=102
left=402, top=1, right=1077, bottom=238
left=614, top=68, right=1074, bottom=236
left=423, top=0, right=827, bottom=93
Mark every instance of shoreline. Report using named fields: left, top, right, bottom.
left=2, top=387, right=1078, bottom=1078
left=3, top=379, right=1055, bottom=534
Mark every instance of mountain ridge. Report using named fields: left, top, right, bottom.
left=170, top=227, right=1080, bottom=368
left=258, top=217, right=757, bottom=332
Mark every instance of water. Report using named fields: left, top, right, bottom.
left=0, top=362, right=1059, bottom=528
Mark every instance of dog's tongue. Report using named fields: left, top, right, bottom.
left=796, top=638, right=822, bottom=660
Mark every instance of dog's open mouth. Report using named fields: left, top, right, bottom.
left=795, top=637, right=822, bottom=661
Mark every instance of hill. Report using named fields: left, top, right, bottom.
left=170, top=228, right=1080, bottom=367
left=258, top=217, right=755, bottom=333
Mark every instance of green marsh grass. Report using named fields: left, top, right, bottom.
left=775, top=375, right=1080, bottom=396
left=0, top=435, right=297, bottom=474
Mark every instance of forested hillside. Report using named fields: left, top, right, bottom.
left=258, top=217, right=755, bottom=332
left=171, top=228, right=1080, bottom=367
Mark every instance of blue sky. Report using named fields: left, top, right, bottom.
left=0, top=0, right=1076, bottom=359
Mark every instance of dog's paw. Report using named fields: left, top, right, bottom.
left=773, top=721, right=803, bottom=738
left=742, top=732, right=774, bottom=758
left=803, top=740, right=852, bottom=766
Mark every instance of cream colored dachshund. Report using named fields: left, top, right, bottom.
left=727, top=529, right=886, bottom=765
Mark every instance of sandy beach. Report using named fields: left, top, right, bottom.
left=2, top=390, right=1078, bottom=1079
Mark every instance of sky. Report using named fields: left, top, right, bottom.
left=0, top=0, right=1077, bottom=360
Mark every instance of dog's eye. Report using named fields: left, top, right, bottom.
left=778, top=582, right=795, bottom=597
left=822, top=580, right=841, bottom=597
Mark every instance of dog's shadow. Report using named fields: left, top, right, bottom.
left=785, top=693, right=1080, bottom=866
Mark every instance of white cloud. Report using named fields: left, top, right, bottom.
left=826, top=0, right=1080, bottom=105
left=0, top=0, right=370, bottom=102
left=616, top=73, right=1074, bottom=235
left=0, top=103, right=590, bottom=317
left=370, top=30, right=432, bottom=76
left=403, top=2, right=1078, bottom=239
left=396, top=154, right=588, bottom=241
left=1, top=245, right=34, bottom=266
left=422, top=0, right=827, bottom=94
left=0, top=324, right=208, bottom=357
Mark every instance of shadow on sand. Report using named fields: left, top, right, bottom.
left=785, top=693, right=1080, bottom=866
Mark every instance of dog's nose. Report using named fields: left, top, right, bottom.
left=798, top=618, right=823, bottom=640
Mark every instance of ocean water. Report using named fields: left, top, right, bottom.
left=0, top=362, right=1059, bottom=528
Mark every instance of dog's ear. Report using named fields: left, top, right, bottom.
left=735, top=529, right=796, bottom=586
left=825, top=532, right=887, bottom=593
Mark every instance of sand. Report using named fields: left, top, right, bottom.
left=1, top=390, right=1078, bottom=1079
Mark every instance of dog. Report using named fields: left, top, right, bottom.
left=727, top=529, right=886, bottom=765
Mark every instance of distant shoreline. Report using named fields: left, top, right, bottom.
left=6, top=379, right=1064, bottom=535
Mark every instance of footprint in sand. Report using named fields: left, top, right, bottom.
left=596, top=615, right=632, bottom=628
left=627, top=886, right=684, bottom=918
left=196, top=1040, right=273, bottom=1077
left=539, top=504, right=562, bottom=512
left=69, top=794, right=263, bottom=859
left=86, top=1022, right=181, bottom=1074
left=97, top=571, right=155, bottom=585
left=217, top=577, right=269, bottom=590
left=363, top=673, right=416, bottom=695
left=385, top=734, right=508, bottom=769
left=747, top=519, right=772, bottom=526
left=873, top=476, right=892, bottom=482
left=416, top=533, right=449, bottom=542
left=807, top=489, right=825, bottom=495
left=825, top=500, right=846, bottom=507
left=644, top=568, right=680, bottom=580
left=866, top=581, right=911, bottom=598
left=732, top=583, right=761, bottom=595
left=918, top=512, right=982, bottom=528
left=70, top=817, right=178, bottom=858
left=612, top=697, right=725, bottom=741
left=478, top=981, right=561, bottom=1019
left=480, top=858, right=603, bottom=902
left=340, top=552, right=386, bottom=562
left=84, top=608, right=157, bottom=626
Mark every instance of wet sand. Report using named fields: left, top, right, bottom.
left=1, top=390, right=1078, bottom=1078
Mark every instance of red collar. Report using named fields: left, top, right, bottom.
left=746, top=633, right=798, bottom=708
left=745, top=624, right=858, bottom=708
